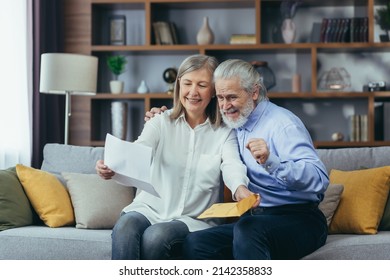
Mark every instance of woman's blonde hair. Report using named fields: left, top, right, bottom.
left=170, top=54, right=222, bottom=126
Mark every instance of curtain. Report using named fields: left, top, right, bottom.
left=31, top=0, right=64, bottom=168
left=0, top=1, right=33, bottom=169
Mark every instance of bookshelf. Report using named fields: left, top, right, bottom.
left=64, top=0, right=390, bottom=148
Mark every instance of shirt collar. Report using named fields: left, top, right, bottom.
left=239, top=99, right=269, bottom=132
left=175, top=112, right=214, bottom=129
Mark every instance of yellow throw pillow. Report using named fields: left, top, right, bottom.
left=329, top=166, right=390, bottom=234
left=16, top=164, right=75, bottom=227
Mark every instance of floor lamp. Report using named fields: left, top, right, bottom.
left=39, top=53, right=98, bottom=145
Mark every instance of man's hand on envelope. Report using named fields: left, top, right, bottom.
left=234, top=185, right=261, bottom=208
left=197, top=192, right=260, bottom=219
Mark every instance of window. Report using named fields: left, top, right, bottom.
left=0, top=1, right=32, bottom=168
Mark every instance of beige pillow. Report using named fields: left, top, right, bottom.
left=62, top=173, right=135, bottom=229
left=318, top=184, right=344, bottom=226
left=16, top=164, right=75, bottom=227
left=329, top=167, right=390, bottom=234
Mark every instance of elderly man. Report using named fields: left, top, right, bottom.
left=146, top=59, right=329, bottom=260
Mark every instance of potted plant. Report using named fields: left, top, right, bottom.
left=375, top=2, right=390, bottom=41
left=107, top=55, right=127, bottom=94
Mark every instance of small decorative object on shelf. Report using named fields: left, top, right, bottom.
left=375, top=2, right=390, bottom=42
left=292, top=74, right=301, bottom=93
left=331, top=132, right=344, bottom=142
left=229, top=34, right=255, bottom=44
left=366, top=81, right=386, bottom=92
left=107, top=55, right=127, bottom=94
left=318, top=67, right=351, bottom=91
left=111, top=101, right=127, bottom=140
left=109, top=15, right=126, bottom=45
left=163, top=67, right=177, bottom=95
left=251, top=61, right=276, bottom=91
left=196, top=16, right=214, bottom=45
left=137, top=80, right=150, bottom=94
left=280, top=0, right=302, bottom=44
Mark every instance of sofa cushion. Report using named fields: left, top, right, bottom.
left=0, top=226, right=112, bottom=260
left=62, top=172, right=135, bottom=229
left=0, top=167, right=33, bottom=231
left=41, top=144, right=104, bottom=184
left=328, top=166, right=390, bottom=234
left=316, top=147, right=390, bottom=173
left=16, top=164, right=75, bottom=228
left=303, top=232, right=390, bottom=260
left=318, top=184, right=344, bottom=226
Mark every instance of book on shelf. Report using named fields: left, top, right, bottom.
left=349, top=114, right=368, bottom=142
left=375, top=102, right=384, bottom=141
left=229, top=34, right=256, bottom=44
left=319, top=18, right=329, bottom=43
left=323, top=18, right=333, bottom=42
left=319, top=17, right=368, bottom=43
left=152, top=22, right=161, bottom=45
left=335, top=18, right=348, bottom=42
left=169, top=22, right=179, bottom=45
left=340, top=18, right=351, bottom=43
left=152, top=21, right=178, bottom=45
left=360, top=17, right=369, bottom=43
left=310, top=22, right=322, bottom=43
left=329, top=18, right=339, bottom=42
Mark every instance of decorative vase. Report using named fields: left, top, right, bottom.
left=111, top=101, right=127, bottom=140
left=137, top=80, right=149, bottom=94
left=110, top=80, right=124, bottom=94
left=196, top=16, right=214, bottom=45
left=281, top=18, right=296, bottom=44
left=252, top=61, right=276, bottom=90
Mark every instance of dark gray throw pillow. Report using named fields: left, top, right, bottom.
left=318, top=183, right=344, bottom=226
left=0, top=167, right=33, bottom=231
left=379, top=196, right=390, bottom=230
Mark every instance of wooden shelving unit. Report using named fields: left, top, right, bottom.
left=64, top=0, right=390, bottom=148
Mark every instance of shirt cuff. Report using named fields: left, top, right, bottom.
left=261, top=153, right=280, bottom=174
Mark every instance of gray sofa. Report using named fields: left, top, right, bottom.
left=0, top=144, right=390, bottom=260
left=0, top=144, right=112, bottom=260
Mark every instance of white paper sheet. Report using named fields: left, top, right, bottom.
left=104, top=133, right=160, bottom=197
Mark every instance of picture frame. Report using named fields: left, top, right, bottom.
left=109, top=15, right=126, bottom=45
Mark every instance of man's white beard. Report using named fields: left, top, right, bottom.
left=221, top=98, right=254, bottom=129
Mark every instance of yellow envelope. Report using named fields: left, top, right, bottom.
left=197, top=194, right=259, bottom=219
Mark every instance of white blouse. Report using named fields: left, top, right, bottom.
left=122, top=111, right=248, bottom=232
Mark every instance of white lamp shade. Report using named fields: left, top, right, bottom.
left=39, top=53, right=98, bottom=95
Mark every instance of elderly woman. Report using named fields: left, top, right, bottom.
left=95, top=54, right=252, bottom=260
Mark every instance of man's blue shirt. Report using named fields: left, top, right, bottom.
left=236, top=99, right=329, bottom=206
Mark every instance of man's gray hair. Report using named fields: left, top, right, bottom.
left=213, top=59, right=267, bottom=103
